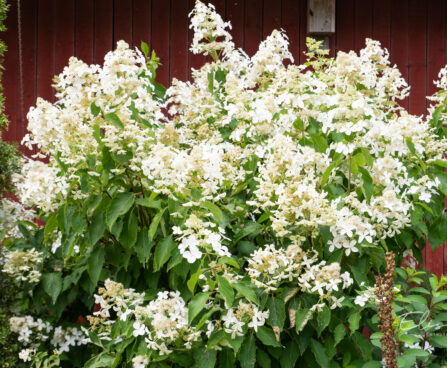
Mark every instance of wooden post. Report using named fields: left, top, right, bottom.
left=307, top=0, right=336, bottom=34
left=307, top=0, right=335, bottom=50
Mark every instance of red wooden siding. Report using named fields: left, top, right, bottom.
left=2, top=0, right=447, bottom=275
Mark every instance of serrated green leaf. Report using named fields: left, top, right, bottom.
left=149, top=207, right=166, bottom=241
left=105, top=112, right=124, bottom=129
left=217, top=275, right=234, bottom=307
left=188, top=292, right=210, bottom=324
left=334, top=323, right=346, bottom=345
left=256, top=326, right=281, bottom=347
left=153, top=235, right=176, bottom=272
left=316, top=306, right=331, bottom=336
left=348, top=312, right=361, bottom=334
left=106, top=192, right=134, bottom=230
left=430, top=334, right=447, bottom=348
left=311, top=338, right=329, bottom=368
left=240, top=334, right=256, bottom=368
left=90, top=101, right=101, bottom=117
left=41, top=272, right=63, bottom=304
left=234, top=282, right=259, bottom=305
left=202, top=201, right=223, bottom=224
left=267, top=298, right=286, bottom=331
left=88, top=247, right=105, bottom=286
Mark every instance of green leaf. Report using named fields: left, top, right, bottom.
left=44, top=214, right=58, bottom=243
left=427, top=213, right=447, bottom=251
left=361, top=362, right=382, bottom=368
left=311, top=338, right=329, bottom=368
left=316, top=306, right=331, bottom=336
left=359, top=167, right=373, bottom=201
left=233, top=282, right=259, bottom=305
left=321, top=162, right=335, bottom=186
left=106, top=192, right=135, bottom=230
left=430, top=334, right=447, bottom=348
left=187, top=268, right=201, bottom=293
left=135, top=230, right=153, bottom=265
left=196, top=308, right=219, bottom=329
left=220, top=349, right=235, bottom=368
left=334, top=323, right=346, bottom=345
left=404, top=349, right=429, bottom=357
left=105, top=112, right=124, bottom=129
left=188, top=292, right=210, bottom=324
left=280, top=339, right=299, bottom=368
left=295, top=308, right=311, bottom=332
left=88, top=247, right=105, bottom=286
left=239, top=334, right=256, bottom=368
left=119, top=212, right=138, bottom=249
left=352, top=331, right=372, bottom=360
left=217, top=275, right=234, bottom=307
left=149, top=207, right=167, bottom=241
left=90, top=102, right=101, bottom=117
left=256, top=350, right=271, bottom=368
left=193, top=347, right=216, bottom=368
left=41, top=272, right=63, bottom=304
left=88, top=212, right=106, bottom=246
left=234, top=222, right=262, bottom=243
left=153, top=235, right=176, bottom=272
left=141, top=41, right=149, bottom=57
left=256, top=326, right=282, bottom=347
left=267, top=298, right=286, bottom=331
left=310, top=133, right=328, bottom=153
left=202, top=201, right=223, bottom=224
left=348, top=312, right=361, bottom=334
left=433, top=159, right=447, bottom=167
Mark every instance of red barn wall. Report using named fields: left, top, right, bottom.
left=2, top=0, right=447, bottom=275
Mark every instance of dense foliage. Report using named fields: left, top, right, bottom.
left=3, top=2, right=447, bottom=367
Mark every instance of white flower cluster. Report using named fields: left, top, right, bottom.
left=189, top=0, right=233, bottom=57
left=354, top=283, right=378, bottom=307
left=1, top=247, right=42, bottom=283
left=13, top=159, right=68, bottom=212
left=20, top=40, right=164, bottom=208
left=173, top=213, right=229, bottom=263
left=0, top=198, right=35, bottom=238
left=246, top=242, right=353, bottom=309
left=9, top=315, right=87, bottom=361
left=91, top=280, right=200, bottom=356
left=220, top=302, right=269, bottom=338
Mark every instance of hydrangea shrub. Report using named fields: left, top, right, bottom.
left=3, top=1, right=447, bottom=367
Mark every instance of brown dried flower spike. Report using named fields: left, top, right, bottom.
left=375, top=251, right=399, bottom=368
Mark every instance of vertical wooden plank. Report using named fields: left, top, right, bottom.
left=281, top=0, right=300, bottom=63
left=354, top=0, right=372, bottom=52
left=2, top=0, right=18, bottom=142
left=426, top=0, right=445, bottom=277
left=19, top=0, right=38, bottom=144
left=114, top=0, right=133, bottom=46
left=263, top=0, right=281, bottom=39
left=170, top=0, right=189, bottom=82
left=94, top=0, right=114, bottom=64
left=75, top=0, right=94, bottom=64
left=372, top=0, right=391, bottom=52
left=244, top=0, right=262, bottom=56
left=335, top=0, right=354, bottom=54
left=210, top=0, right=226, bottom=17
left=132, top=0, right=152, bottom=51
left=151, top=0, right=171, bottom=87
left=36, top=0, right=55, bottom=102
left=390, top=0, right=409, bottom=110
left=54, top=0, right=75, bottom=75
left=298, top=0, right=307, bottom=64
left=226, top=0, right=244, bottom=50
left=408, top=0, right=426, bottom=117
